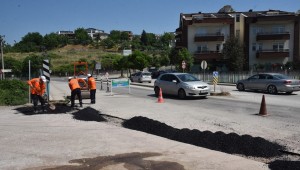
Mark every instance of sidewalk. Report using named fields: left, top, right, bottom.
left=44, top=80, right=270, bottom=169
left=0, top=79, right=269, bottom=169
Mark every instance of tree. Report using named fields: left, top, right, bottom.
left=43, top=33, right=60, bottom=50
left=74, top=28, right=92, bottom=45
left=22, top=55, right=44, bottom=77
left=100, top=38, right=116, bottom=49
left=159, top=54, right=170, bottom=67
left=128, top=50, right=151, bottom=71
left=101, top=54, right=121, bottom=71
left=0, top=57, right=22, bottom=77
left=14, top=32, right=44, bottom=52
left=178, top=48, right=193, bottom=71
left=168, top=48, right=193, bottom=71
left=113, top=55, right=127, bottom=77
left=222, top=36, right=245, bottom=71
left=160, top=32, right=175, bottom=47
left=140, top=30, right=148, bottom=46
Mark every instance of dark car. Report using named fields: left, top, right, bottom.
left=152, top=70, right=176, bottom=79
left=236, top=73, right=300, bottom=94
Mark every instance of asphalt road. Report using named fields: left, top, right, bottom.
left=1, top=77, right=299, bottom=169
left=111, top=82, right=300, bottom=154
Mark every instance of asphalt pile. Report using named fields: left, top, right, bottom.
left=72, top=107, right=106, bottom=122
left=268, top=160, right=300, bottom=170
left=15, top=104, right=73, bottom=115
left=122, top=116, right=284, bottom=158
left=122, top=116, right=300, bottom=169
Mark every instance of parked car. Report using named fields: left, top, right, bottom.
left=236, top=73, right=300, bottom=94
left=130, top=71, right=152, bottom=83
left=154, top=73, right=210, bottom=99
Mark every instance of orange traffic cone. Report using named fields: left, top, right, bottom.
left=259, top=95, right=268, bottom=116
left=157, top=88, right=164, bottom=103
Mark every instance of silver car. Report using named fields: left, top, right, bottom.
left=130, top=71, right=152, bottom=83
left=154, top=73, right=210, bottom=99
left=236, top=73, right=300, bottom=94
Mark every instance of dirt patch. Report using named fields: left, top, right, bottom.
left=39, top=152, right=185, bottom=170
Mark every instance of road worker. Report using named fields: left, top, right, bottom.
left=87, top=74, right=96, bottom=104
left=68, top=76, right=86, bottom=107
left=27, top=76, right=47, bottom=113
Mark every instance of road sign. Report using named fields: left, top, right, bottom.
left=201, top=60, right=207, bottom=69
left=95, top=63, right=101, bottom=70
left=213, top=71, right=219, bottom=77
left=1, top=69, right=12, bottom=73
left=212, top=71, right=219, bottom=92
left=182, top=60, right=186, bottom=69
left=43, top=60, right=50, bottom=81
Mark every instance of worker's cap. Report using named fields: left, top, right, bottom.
left=40, top=76, right=47, bottom=82
left=68, top=77, right=73, bottom=80
left=87, top=74, right=91, bottom=77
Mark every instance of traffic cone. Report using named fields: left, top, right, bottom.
left=157, top=88, right=164, bottom=103
left=259, top=95, right=268, bottom=116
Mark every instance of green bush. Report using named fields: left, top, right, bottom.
left=0, top=80, right=29, bottom=106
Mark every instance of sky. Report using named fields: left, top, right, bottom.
left=0, top=0, right=299, bottom=45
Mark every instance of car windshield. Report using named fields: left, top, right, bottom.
left=273, top=74, right=289, bottom=79
left=177, top=74, right=200, bottom=82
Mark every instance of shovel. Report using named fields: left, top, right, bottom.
left=42, top=94, right=56, bottom=111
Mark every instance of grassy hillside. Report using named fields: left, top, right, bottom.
left=5, top=45, right=118, bottom=71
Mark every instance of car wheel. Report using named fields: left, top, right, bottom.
left=154, top=87, right=160, bottom=97
left=237, top=83, right=245, bottom=91
left=178, top=89, right=186, bottom=99
left=267, top=85, right=277, bottom=94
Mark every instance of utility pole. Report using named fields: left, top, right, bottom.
left=0, top=35, right=5, bottom=79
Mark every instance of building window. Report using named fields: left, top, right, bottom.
left=236, top=30, right=240, bottom=37
left=272, top=26, right=285, bottom=33
left=216, top=44, right=220, bottom=52
left=273, top=42, right=284, bottom=51
left=236, top=14, right=240, bottom=22
left=197, top=45, right=208, bottom=52
left=252, top=43, right=256, bottom=51
left=253, top=27, right=263, bottom=34
left=257, top=43, right=263, bottom=51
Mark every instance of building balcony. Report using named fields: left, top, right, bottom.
left=194, top=51, right=223, bottom=61
left=256, top=49, right=289, bottom=58
left=256, top=32, right=290, bottom=41
left=194, top=33, right=225, bottom=42
left=175, top=42, right=185, bottom=48
left=175, top=28, right=182, bottom=34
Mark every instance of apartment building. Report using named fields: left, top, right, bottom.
left=176, top=8, right=300, bottom=71
left=85, top=28, right=109, bottom=40
left=56, top=28, right=108, bottom=40
left=244, top=10, right=299, bottom=71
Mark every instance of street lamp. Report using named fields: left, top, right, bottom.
left=0, top=35, right=5, bottom=79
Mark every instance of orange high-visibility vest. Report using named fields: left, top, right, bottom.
left=69, top=78, right=81, bottom=91
left=27, top=78, right=46, bottom=95
left=88, top=77, right=96, bottom=90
